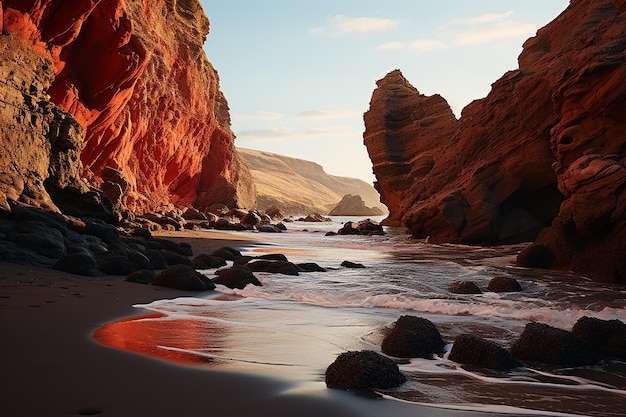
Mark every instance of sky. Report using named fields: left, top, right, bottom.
left=201, top=1, right=569, bottom=184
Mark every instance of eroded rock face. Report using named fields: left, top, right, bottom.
left=2, top=0, right=255, bottom=213
left=364, top=1, right=626, bottom=282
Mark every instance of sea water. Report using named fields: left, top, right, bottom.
left=97, top=217, right=626, bottom=416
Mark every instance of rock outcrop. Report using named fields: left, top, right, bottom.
left=238, top=147, right=385, bottom=216
left=364, top=0, right=626, bottom=283
left=2, top=0, right=255, bottom=214
left=329, top=194, right=385, bottom=216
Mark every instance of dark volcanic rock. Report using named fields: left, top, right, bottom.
left=161, top=249, right=193, bottom=267
left=192, top=254, right=227, bottom=269
left=572, top=317, right=626, bottom=361
left=53, top=248, right=98, bottom=276
left=516, top=244, right=555, bottom=269
left=487, top=277, right=522, bottom=292
left=448, top=335, right=521, bottom=371
left=153, top=265, right=215, bottom=291
left=341, top=261, right=365, bottom=269
left=212, top=246, right=242, bottom=261
left=381, top=316, right=446, bottom=359
left=325, top=350, right=406, bottom=390
left=213, top=265, right=262, bottom=290
left=510, top=322, right=599, bottom=366
left=125, top=269, right=156, bottom=285
left=297, top=262, right=327, bottom=272
left=337, top=219, right=384, bottom=236
left=247, top=260, right=300, bottom=276
left=448, top=281, right=482, bottom=294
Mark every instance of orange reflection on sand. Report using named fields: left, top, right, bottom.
left=93, top=313, right=225, bottom=366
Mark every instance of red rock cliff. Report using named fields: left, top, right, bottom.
left=364, top=0, right=626, bottom=283
left=2, top=0, right=255, bottom=213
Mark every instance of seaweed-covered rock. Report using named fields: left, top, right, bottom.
left=153, top=265, right=215, bottom=291
left=510, top=322, right=598, bottom=366
left=325, top=350, right=406, bottom=389
left=381, top=316, right=446, bottom=359
left=448, top=334, right=521, bottom=371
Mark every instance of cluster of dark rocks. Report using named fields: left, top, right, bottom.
left=325, top=314, right=626, bottom=391
left=326, top=218, right=385, bottom=236
left=133, top=246, right=366, bottom=291
left=448, top=276, right=523, bottom=294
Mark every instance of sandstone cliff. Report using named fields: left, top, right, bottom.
left=364, top=0, right=626, bottom=283
left=1, top=0, right=254, bottom=214
left=238, top=147, right=385, bottom=216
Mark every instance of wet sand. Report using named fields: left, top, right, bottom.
left=0, top=230, right=500, bottom=417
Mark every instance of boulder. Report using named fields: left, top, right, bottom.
left=192, top=254, right=227, bottom=269
left=213, top=265, right=262, bottom=290
left=487, top=277, right=522, bottom=292
left=448, top=281, right=482, bottom=294
left=247, top=260, right=300, bottom=276
left=297, top=263, right=327, bottom=272
left=572, top=317, right=626, bottom=360
left=516, top=244, right=555, bottom=269
left=53, top=248, right=98, bottom=276
left=381, top=316, right=446, bottom=359
left=341, top=261, right=365, bottom=269
left=153, top=265, right=215, bottom=291
left=255, top=223, right=283, bottom=233
left=448, top=335, right=521, bottom=371
left=510, top=322, right=598, bottom=366
left=240, top=211, right=261, bottom=227
left=125, top=270, right=156, bottom=285
left=325, top=350, right=406, bottom=390
left=161, top=249, right=193, bottom=267
left=212, top=246, right=242, bottom=261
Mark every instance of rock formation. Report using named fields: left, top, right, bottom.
left=1, top=0, right=255, bottom=214
left=328, top=194, right=384, bottom=216
left=363, top=0, right=626, bottom=283
left=238, top=147, right=385, bottom=216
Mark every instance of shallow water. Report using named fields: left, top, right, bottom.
left=95, top=217, right=626, bottom=416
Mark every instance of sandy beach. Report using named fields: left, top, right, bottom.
left=0, top=230, right=490, bottom=417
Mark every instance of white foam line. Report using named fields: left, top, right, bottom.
left=400, top=360, right=626, bottom=397
left=156, top=345, right=303, bottom=367
left=378, top=394, right=593, bottom=416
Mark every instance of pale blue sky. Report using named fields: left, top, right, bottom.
left=201, top=1, right=569, bottom=183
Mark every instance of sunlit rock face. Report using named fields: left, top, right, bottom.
left=364, top=0, right=626, bottom=282
left=2, top=0, right=255, bottom=213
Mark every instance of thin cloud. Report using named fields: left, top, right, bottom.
left=232, top=111, right=284, bottom=121
left=312, top=15, right=400, bottom=35
left=236, top=125, right=359, bottom=143
left=408, top=39, right=447, bottom=52
left=295, top=109, right=361, bottom=120
left=377, top=39, right=447, bottom=53
left=444, top=11, right=539, bottom=45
